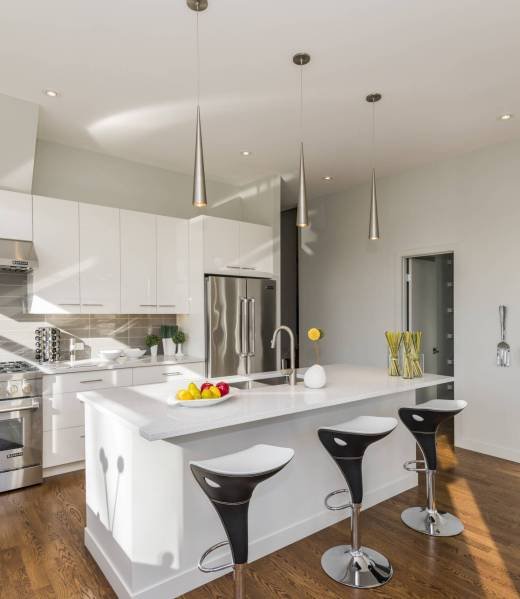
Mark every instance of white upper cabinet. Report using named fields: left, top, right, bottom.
left=30, top=196, right=80, bottom=313
left=201, top=216, right=274, bottom=276
left=157, top=216, right=189, bottom=314
left=239, top=222, right=274, bottom=276
left=203, top=217, right=241, bottom=275
left=120, top=209, right=157, bottom=313
left=0, top=189, right=33, bottom=241
left=79, top=203, right=120, bottom=314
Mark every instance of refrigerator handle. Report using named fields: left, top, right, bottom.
left=240, top=297, right=249, bottom=357
left=248, top=298, right=256, bottom=356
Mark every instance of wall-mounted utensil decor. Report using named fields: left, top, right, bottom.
left=497, top=305, right=511, bottom=367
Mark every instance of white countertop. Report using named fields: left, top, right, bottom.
left=37, top=355, right=204, bottom=375
left=78, top=364, right=454, bottom=441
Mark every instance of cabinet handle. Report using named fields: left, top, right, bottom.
left=162, top=372, right=183, bottom=376
left=80, top=379, right=104, bottom=384
left=225, top=266, right=241, bottom=270
left=158, top=304, right=176, bottom=307
left=139, top=304, right=157, bottom=307
left=58, top=303, right=80, bottom=306
left=80, top=435, right=85, bottom=439
left=82, top=303, right=104, bottom=307
left=242, top=267, right=257, bottom=271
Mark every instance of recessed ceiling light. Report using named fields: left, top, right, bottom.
left=322, top=176, right=333, bottom=181
left=499, top=113, right=513, bottom=121
left=241, top=150, right=252, bottom=156
left=43, top=89, right=59, bottom=98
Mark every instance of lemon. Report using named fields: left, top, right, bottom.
left=209, top=385, right=221, bottom=398
left=188, top=383, right=201, bottom=399
left=307, top=327, right=322, bottom=342
left=201, top=388, right=213, bottom=400
left=176, top=389, right=194, bottom=401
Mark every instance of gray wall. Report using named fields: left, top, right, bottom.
left=0, top=93, right=38, bottom=193
left=299, top=137, right=520, bottom=463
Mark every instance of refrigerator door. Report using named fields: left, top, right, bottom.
left=206, top=276, right=248, bottom=378
left=246, top=278, right=277, bottom=374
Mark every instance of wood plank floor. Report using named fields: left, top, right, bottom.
left=0, top=439, right=519, bottom=598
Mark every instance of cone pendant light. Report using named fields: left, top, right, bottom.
left=294, top=53, right=311, bottom=228
left=188, top=0, right=208, bottom=208
left=366, top=93, right=382, bottom=240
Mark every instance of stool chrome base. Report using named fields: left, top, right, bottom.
left=321, top=544, right=393, bottom=589
left=401, top=506, right=464, bottom=537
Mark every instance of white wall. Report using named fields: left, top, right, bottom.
left=0, top=93, right=38, bottom=193
left=33, top=139, right=242, bottom=218
left=300, top=138, right=520, bottom=463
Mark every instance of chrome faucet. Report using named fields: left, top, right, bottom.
left=270, top=325, right=297, bottom=386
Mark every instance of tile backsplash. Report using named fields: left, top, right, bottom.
left=0, top=271, right=177, bottom=362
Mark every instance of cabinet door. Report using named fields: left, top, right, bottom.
left=79, top=203, right=120, bottom=314
left=203, top=217, right=240, bottom=275
left=30, top=196, right=80, bottom=314
left=0, top=190, right=32, bottom=241
left=157, top=216, right=189, bottom=313
left=120, top=209, right=157, bottom=313
left=239, top=222, right=274, bottom=276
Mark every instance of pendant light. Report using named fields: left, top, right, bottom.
left=188, top=0, right=208, bottom=207
left=366, top=93, right=382, bottom=240
left=294, top=53, right=311, bottom=228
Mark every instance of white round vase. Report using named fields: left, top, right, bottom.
left=304, top=364, right=327, bottom=389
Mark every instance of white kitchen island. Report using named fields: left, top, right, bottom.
left=79, top=364, right=453, bottom=599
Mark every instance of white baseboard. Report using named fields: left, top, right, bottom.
left=43, top=460, right=85, bottom=478
left=84, top=472, right=416, bottom=599
left=456, top=437, right=520, bottom=464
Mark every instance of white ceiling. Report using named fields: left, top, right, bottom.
left=1, top=0, right=520, bottom=202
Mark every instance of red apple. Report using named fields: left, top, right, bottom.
left=200, top=382, right=212, bottom=392
left=216, top=381, right=230, bottom=397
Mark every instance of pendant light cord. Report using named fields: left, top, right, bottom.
left=196, top=8, right=200, bottom=107
left=299, top=64, right=304, bottom=144
left=372, top=100, right=376, bottom=170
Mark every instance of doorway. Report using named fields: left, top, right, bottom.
left=404, top=253, right=455, bottom=443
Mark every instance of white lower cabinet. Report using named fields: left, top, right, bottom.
left=43, top=426, right=85, bottom=469
left=132, top=362, right=205, bottom=385
left=42, top=368, right=132, bottom=470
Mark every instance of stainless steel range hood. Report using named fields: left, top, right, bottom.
left=0, top=238, right=36, bottom=272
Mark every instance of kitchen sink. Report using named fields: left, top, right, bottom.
left=233, top=374, right=301, bottom=389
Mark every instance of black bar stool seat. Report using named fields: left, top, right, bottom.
left=190, top=444, right=294, bottom=598
left=399, top=399, right=467, bottom=536
left=318, top=415, right=397, bottom=589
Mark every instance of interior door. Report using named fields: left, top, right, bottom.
left=206, top=276, right=246, bottom=378
left=246, top=278, right=277, bottom=375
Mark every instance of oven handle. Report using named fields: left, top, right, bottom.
left=0, top=401, right=40, bottom=414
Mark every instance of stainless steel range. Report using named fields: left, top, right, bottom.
left=0, top=361, right=42, bottom=492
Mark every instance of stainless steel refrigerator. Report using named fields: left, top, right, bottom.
left=205, top=275, right=277, bottom=378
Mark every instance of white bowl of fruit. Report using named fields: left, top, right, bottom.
left=173, top=381, right=234, bottom=407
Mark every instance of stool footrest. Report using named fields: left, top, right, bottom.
left=325, top=489, right=352, bottom=511
left=198, top=541, right=234, bottom=573
left=403, top=459, right=427, bottom=473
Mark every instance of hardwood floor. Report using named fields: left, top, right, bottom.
left=0, top=440, right=519, bottom=598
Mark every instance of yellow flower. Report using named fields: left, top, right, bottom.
left=308, top=328, right=322, bottom=342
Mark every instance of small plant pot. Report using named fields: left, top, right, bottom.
left=150, top=345, right=158, bottom=359
left=175, top=343, right=184, bottom=359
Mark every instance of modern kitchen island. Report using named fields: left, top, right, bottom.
left=79, top=364, right=454, bottom=599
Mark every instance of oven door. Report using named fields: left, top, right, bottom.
left=0, top=398, right=42, bottom=472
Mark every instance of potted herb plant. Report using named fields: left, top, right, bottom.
left=145, top=334, right=161, bottom=359
left=172, top=329, right=186, bottom=359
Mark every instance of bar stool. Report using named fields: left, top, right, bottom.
left=318, top=415, right=398, bottom=589
left=399, top=399, right=467, bottom=536
left=190, top=444, right=294, bottom=599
